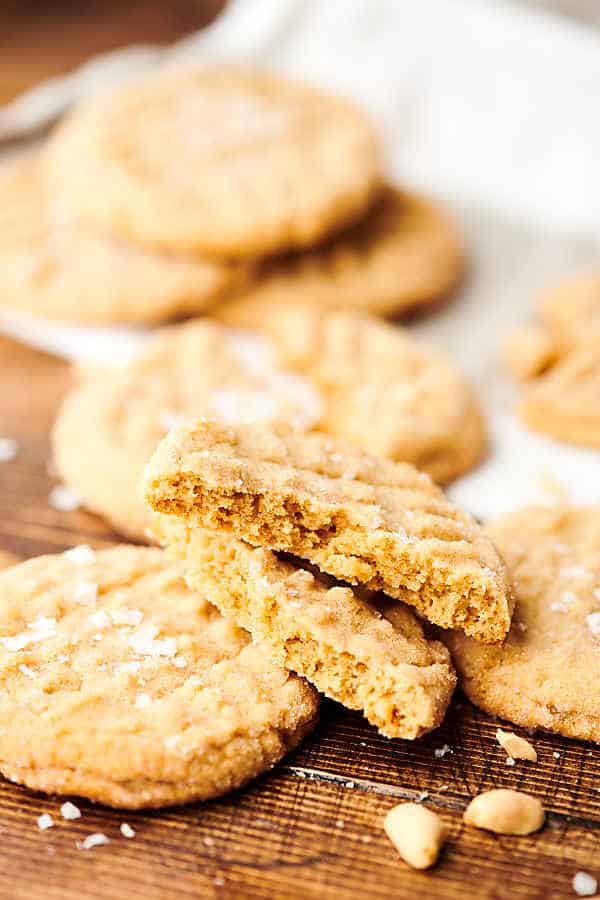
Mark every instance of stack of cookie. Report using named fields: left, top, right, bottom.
left=0, top=65, right=463, bottom=326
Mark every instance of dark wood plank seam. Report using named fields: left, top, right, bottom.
left=283, top=766, right=600, bottom=829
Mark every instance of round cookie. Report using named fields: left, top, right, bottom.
left=0, top=545, right=319, bottom=808
left=53, top=312, right=486, bottom=540
left=445, top=505, right=600, bottom=742
left=216, top=187, right=464, bottom=321
left=539, top=271, right=600, bottom=352
left=245, top=304, right=487, bottom=485
left=0, top=157, right=246, bottom=325
left=52, top=320, right=324, bottom=540
left=45, top=66, right=381, bottom=258
left=518, top=343, right=600, bottom=447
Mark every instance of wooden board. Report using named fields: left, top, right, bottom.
left=1, top=3, right=600, bottom=897
left=2, top=327, right=600, bottom=900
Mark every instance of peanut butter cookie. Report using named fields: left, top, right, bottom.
left=46, top=66, right=381, bottom=258
left=445, top=505, right=600, bottom=741
left=0, top=545, right=319, bottom=807
left=144, top=421, right=512, bottom=642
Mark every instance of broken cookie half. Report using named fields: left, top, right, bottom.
left=143, top=420, right=513, bottom=643
left=153, top=518, right=456, bottom=739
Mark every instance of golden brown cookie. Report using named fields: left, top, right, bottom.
left=444, top=505, right=600, bottom=741
left=144, top=421, right=512, bottom=643
left=216, top=187, right=464, bottom=321
left=539, top=271, right=600, bottom=353
left=504, top=271, right=600, bottom=447
left=224, top=303, right=487, bottom=485
left=156, top=521, right=456, bottom=739
left=0, top=157, right=246, bottom=325
left=53, top=309, right=486, bottom=540
left=45, top=66, right=381, bottom=258
left=52, top=320, right=324, bottom=540
left=0, top=545, right=319, bottom=807
left=518, top=344, right=600, bottom=447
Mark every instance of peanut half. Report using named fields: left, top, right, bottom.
left=464, top=789, right=544, bottom=835
left=384, top=802, right=447, bottom=869
left=495, top=729, right=538, bottom=762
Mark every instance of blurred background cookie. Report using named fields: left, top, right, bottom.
left=53, top=309, right=486, bottom=540
left=0, top=156, right=248, bottom=325
left=216, top=187, right=464, bottom=322
left=45, top=65, right=382, bottom=259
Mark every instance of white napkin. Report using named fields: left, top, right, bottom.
left=1, top=0, right=599, bottom=518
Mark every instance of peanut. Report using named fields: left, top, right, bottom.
left=384, top=802, right=446, bottom=869
left=495, top=729, right=537, bottom=762
left=463, top=789, right=544, bottom=835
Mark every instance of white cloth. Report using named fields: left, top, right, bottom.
left=1, top=0, right=599, bottom=518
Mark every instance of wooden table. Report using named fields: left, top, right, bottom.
left=1, top=3, right=600, bottom=898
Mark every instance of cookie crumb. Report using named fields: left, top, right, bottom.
left=37, top=813, right=54, bottom=831
left=496, top=729, right=537, bottom=762
left=335, top=819, right=345, bottom=829
left=49, top=485, right=80, bottom=512
left=120, top=823, right=135, bottom=838
left=77, top=833, right=110, bottom=850
left=0, top=438, right=18, bottom=462
left=60, top=802, right=81, bottom=820
left=573, top=872, right=597, bottom=897
left=505, top=756, right=516, bottom=767
left=553, top=751, right=561, bottom=759
left=202, top=836, right=214, bottom=847
left=434, top=744, right=452, bottom=759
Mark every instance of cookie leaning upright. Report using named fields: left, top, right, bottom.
left=444, top=506, right=600, bottom=742
left=0, top=545, right=319, bottom=808
left=45, top=66, right=381, bottom=258
left=143, top=421, right=512, bottom=642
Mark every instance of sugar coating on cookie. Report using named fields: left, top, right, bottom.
left=228, top=304, right=486, bottom=485
left=216, top=187, right=464, bottom=320
left=144, top=421, right=512, bottom=643
left=0, top=157, right=246, bottom=325
left=53, top=310, right=486, bottom=541
left=52, top=320, right=324, bottom=540
left=445, top=505, right=600, bottom=742
left=0, top=545, right=319, bottom=808
left=155, top=521, right=456, bottom=739
left=45, top=66, right=381, bottom=257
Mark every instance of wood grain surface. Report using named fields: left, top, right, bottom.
left=2, top=315, right=600, bottom=900
left=1, top=2, right=600, bottom=898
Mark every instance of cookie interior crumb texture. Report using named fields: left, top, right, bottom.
left=144, top=420, right=512, bottom=643
left=155, top=520, right=456, bottom=739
